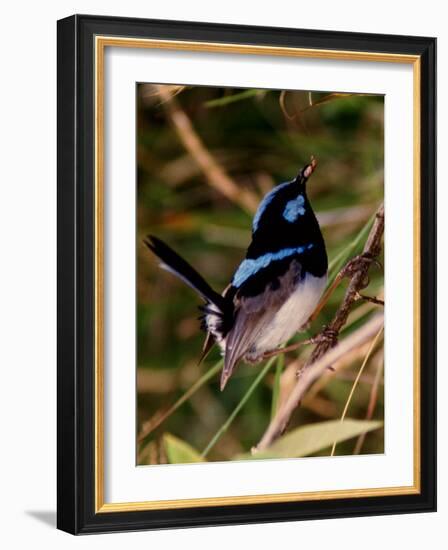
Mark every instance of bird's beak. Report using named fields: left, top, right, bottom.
left=303, top=156, right=317, bottom=179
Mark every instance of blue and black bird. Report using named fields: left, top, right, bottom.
left=144, top=158, right=328, bottom=390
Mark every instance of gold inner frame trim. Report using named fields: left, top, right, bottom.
left=94, top=35, right=421, bottom=514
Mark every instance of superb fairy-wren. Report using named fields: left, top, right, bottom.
left=145, top=158, right=328, bottom=390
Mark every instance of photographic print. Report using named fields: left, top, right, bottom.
left=58, top=16, right=435, bottom=533
left=136, top=84, right=385, bottom=465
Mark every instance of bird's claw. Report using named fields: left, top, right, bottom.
left=339, top=252, right=382, bottom=290
left=295, top=327, right=338, bottom=378
left=341, top=252, right=382, bottom=278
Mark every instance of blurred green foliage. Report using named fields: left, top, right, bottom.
left=137, top=85, right=384, bottom=464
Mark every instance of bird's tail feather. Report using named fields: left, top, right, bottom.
left=144, top=235, right=227, bottom=312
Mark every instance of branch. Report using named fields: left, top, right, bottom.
left=156, top=86, right=259, bottom=214
left=256, top=313, right=384, bottom=451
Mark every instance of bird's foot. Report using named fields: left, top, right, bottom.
left=244, top=351, right=264, bottom=364
left=295, top=326, right=338, bottom=378
left=309, top=326, right=338, bottom=347
left=338, top=252, right=383, bottom=291
left=341, top=252, right=382, bottom=278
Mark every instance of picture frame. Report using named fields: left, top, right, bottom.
left=57, top=14, right=436, bottom=534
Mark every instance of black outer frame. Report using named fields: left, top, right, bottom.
left=57, top=14, right=436, bottom=535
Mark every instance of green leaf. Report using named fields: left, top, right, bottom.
left=239, top=419, right=382, bottom=460
left=163, top=433, right=205, bottom=464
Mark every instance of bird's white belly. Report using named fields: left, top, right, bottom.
left=253, top=273, right=327, bottom=353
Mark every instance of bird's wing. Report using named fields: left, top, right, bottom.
left=221, top=302, right=276, bottom=390
left=221, top=260, right=302, bottom=390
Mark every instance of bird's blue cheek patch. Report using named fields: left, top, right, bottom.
left=232, top=244, right=314, bottom=288
left=283, top=195, right=305, bottom=223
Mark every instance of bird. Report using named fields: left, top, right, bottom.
left=144, top=158, right=328, bottom=390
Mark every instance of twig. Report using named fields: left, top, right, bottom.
left=256, top=313, right=384, bottom=451
left=356, top=293, right=384, bottom=306
left=262, top=336, right=315, bottom=359
left=156, top=85, right=259, bottom=214
left=279, top=90, right=296, bottom=120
